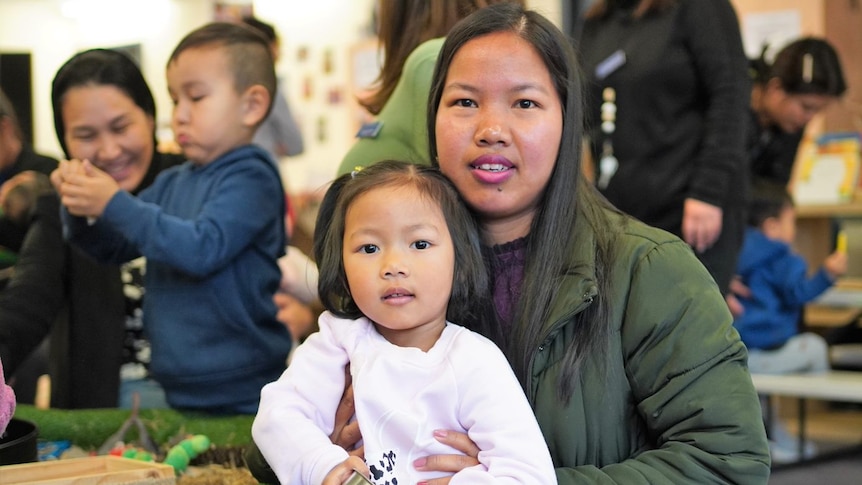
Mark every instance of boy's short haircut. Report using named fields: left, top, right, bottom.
left=748, top=178, right=795, bottom=228
left=241, top=16, right=277, bottom=44
left=168, top=22, right=277, bottom=117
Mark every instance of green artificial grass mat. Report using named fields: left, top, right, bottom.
left=12, top=405, right=255, bottom=451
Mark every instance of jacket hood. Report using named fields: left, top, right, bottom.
left=737, top=227, right=790, bottom=277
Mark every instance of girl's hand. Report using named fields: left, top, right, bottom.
left=412, top=429, right=480, bottom=484
left=322, top=456, right=370, bottom=485
left=330, top=366, right=364, bottom=458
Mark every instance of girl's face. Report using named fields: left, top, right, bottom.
left=762, top=79, right=834, bottom=134
left=61, top=85, right=155, bottom=192
left=435, top=31, right=562, bottom=244
left=342, top=185, right=454, bottom=351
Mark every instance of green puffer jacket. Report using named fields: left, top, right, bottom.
left=533, top=208, right=770, bottom=484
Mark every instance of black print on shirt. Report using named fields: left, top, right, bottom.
left=369, top=450, right=397, bottom=485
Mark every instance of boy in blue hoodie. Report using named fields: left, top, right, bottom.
left=52, top=22, right=291, bottom=414
left=734, top=180, right=846, bottom=369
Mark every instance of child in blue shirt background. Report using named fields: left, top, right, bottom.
left=734, top=178, right=847, bottom=462
left=734, top=179, right=846, bottom=364
left=51, top=22, right=291, bottom=414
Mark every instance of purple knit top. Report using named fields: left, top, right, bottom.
left=488, top=237, right=527, bottom=333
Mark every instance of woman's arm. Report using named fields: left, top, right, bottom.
left=0, top=194, right=67, bottom=376
left=682, top=0, right=749, bottom=210
left=565, top=240, right=770, bottom=484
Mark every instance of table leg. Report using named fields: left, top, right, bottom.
left=797, top=398, right=807, bottom=460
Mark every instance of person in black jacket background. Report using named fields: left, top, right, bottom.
left=0, top=49, right=183, bottom=409
left=579, top=0, right=750, bottom=295
left=0, top=88, right=58, bottom=254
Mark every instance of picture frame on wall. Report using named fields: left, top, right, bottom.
left=213, top=1, right=253, bottom=21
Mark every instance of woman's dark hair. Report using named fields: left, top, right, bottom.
left=427, top=2, right=616, bottom=401
left=362, top=0, right=524, bottom=115
left=51, top=49, right=156, bottom=158
left=584, top=0, right=677, bottom=20
left=750, top=37, right=847, bottom=97
left=747, top=178, right=794, bottom=228
left=313, top=160, right=488, bottom=326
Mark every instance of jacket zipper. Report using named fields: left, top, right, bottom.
left=526, top=286, right=598, bottom=400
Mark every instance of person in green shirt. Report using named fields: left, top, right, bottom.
left=337, top=0, right=522, bottom=176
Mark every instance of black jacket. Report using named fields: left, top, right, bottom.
left=746, top=107, right=803, bottom=186
left=0, top=147, right=58, bottom=252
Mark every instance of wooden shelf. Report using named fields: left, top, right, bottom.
left=805, top=305, right=862, bottom=328
left=797, top=202, right=862, bottom=219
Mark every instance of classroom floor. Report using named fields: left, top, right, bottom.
left=769, top=402, right=862, bottom=485
left=784, top=403, right=862, bottom=444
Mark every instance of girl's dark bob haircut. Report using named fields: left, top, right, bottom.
left=313, top=160, right=487, bottom=325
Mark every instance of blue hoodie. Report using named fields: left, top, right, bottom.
left=733, top=227, right=834, bottom=350
left=66, top=145, right=290, bottom=413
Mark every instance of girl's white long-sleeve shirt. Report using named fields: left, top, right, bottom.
left=252, top=312, right=555, bottom=485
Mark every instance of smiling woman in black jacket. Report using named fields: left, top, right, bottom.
left=0, top=49, right=183, bottom=409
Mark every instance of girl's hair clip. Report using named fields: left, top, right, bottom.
left=351, top=166, right=363, bottom=179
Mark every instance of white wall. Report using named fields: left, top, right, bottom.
left=0, top=0, right=560, bottom=193
left=0, top=0, right=212, bottom=159
left=253, top=0, right=378, bottom=192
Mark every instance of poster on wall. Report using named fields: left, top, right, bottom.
left=213, top=1, right=253, bottom=21
left=740, top=10, right=801, bottom=60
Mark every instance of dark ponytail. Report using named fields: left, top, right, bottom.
left=751, top=37, right=846, bottom=97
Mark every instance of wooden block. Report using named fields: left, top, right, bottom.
left=0, top=456, right=175, bottom=485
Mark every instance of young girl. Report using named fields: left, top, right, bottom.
left=252, top=161, right=555, bottom=485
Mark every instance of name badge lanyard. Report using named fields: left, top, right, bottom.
left=594, top=49, right=625, bottom=190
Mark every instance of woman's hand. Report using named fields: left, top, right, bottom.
left=56, top=160, right=119, bottom=218
left=50, top=159, right=83, bottom=193
left=682, top=198, right=722, bottom=253
left=412, top=429, right=480, bottom=484
left=330, top=366, right=364, bottom=458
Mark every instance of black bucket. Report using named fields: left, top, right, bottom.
left=0, top=418, right=39, bottom=465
